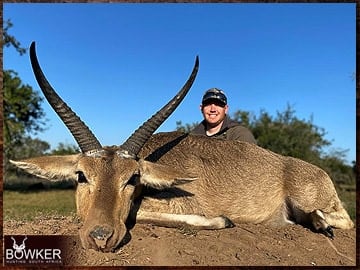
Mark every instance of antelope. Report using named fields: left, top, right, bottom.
left=11, top=42, right=354, bottom=252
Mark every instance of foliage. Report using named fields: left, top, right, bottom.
left=3, top=70, right=48, bottom=173
left=10, top=136, right=50, bottom=160
left=3, top=19, right=26, bottom=55
left=320, top=151, right=355, bottom=186
left=233, top=105, right=331, bottom=164
left=3, top=20, right=45, bottom=149
left=3, top=20, right=81, bottom=190
left=4, top=136, right=51, bottom=178
left=3, top=19, right=49, bottom=179
left=4, top=70, right=46, bottom=143
left=50, top=142, right=80, bottom=155
left=175, top=120, right=199, bottom=133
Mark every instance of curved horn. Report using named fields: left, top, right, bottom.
left=118, top=56, right=199, bottom=158
left=30, top=42, right=102, bottom=153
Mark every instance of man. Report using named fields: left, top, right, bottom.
left=191, top=88, right=256, bottom=143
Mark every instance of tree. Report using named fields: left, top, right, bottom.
left=320, top=150, right=354, bottom=186
left=50, top=142, right=80, bottom=155
left=234, top=105, right=331, bottom=165
left=175, top=120, right=198, bottom=133
left=4, top=71, right=46, bottom=141
left=3, top=19, right=47, bottom=176
left=11, top=137, right=50, bottom=161
left=3, top=19, right=26, bottom=55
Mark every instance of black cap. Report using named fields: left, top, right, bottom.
left=202, top=88, right=227, bottom=106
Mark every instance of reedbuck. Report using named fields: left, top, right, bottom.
left=12, top=42, right=354, bottom=252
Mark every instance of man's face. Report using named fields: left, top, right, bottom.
left=201, top=99, right=228, bottom=128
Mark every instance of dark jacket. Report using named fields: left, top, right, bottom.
left=191, top=116, right=257, bottom=144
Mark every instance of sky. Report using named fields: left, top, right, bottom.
left=4, top=3, right=356, bottom=164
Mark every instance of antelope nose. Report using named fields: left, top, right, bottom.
left=89, top=225, right=114, bottom=250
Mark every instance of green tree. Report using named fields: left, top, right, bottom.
left=320, top=150, right=355, bottom=186
left=175, top=120, right=199, bottom=133
left=11, top=137, right=50, bottom=161
left=234, top=105, right=331, bottom=165
left=4, top=71, right=46, bottom=142
left=3, top=19, right=47, bottom=176
left=3, top=19, right=26, bottom=55
left=3, top=70, right=47, bottom=169
left=50, top=142, right=80, bottom=155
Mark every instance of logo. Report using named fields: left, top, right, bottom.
left=4, top=235, right=65, bottom=266
left=9, top=236, right=28, bottom=258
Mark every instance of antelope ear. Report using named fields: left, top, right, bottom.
left=138, top=159, right=197, bottom=189
left=10, top=154, right=81, bottom=181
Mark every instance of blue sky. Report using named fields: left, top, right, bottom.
left=4, top=3, right=356, bottom=164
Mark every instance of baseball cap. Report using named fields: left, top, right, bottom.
left=202, top=88, right=227, bottom=106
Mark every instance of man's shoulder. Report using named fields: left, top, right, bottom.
left=226, top=125, right=257, bottom=144
left=227, top=124, right=252, bottom=135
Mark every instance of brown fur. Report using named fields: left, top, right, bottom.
left=11, top=131, right=354, bottom=252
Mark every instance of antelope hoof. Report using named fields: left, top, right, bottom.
left=221, top=215, right=235, bottom=228
left=323, top=226, right=334, bottom=239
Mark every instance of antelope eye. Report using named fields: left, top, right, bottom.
left=76, top=171, right=88, bottom=183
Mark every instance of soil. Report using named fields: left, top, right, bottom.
left=3, top=215, right=357, bottom=267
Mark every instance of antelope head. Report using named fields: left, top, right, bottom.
left=11, top=42, right=199, bottom=252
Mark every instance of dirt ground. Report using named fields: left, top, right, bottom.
left=3, top=214, right=357, bottom=267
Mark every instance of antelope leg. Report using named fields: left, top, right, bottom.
left=136, top=210, right=234, bottom=230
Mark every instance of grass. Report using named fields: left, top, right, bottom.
left=337, top=189, right=356, bottom=222
left=3, top=189, right=76, bottom=221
